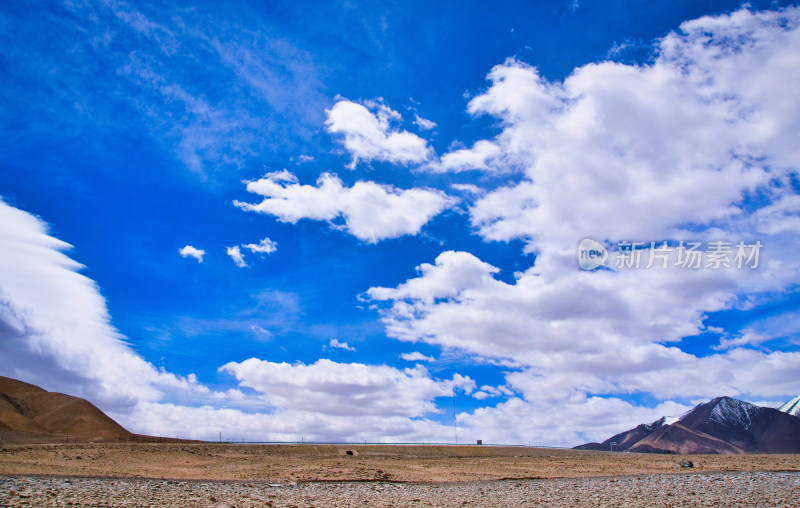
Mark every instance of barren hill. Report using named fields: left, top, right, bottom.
left=576, top=396, right=800, bottom=454
left=0, top=375, right=132, bottom=444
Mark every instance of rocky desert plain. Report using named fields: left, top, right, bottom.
left=1, top=443, right=800, bottom=506
left=2, top=377, right=800, bottom=506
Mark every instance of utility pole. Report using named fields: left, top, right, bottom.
left=453, top=398, right=458, bottom=445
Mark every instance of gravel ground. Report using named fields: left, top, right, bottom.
left=1, top=471, right=798, bottom=507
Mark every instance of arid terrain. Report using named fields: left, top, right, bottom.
left=2, top=443, right=800, bottom=482
left=2, top=443, right=800, bottom=506
left=2, top=377, right=800, bottom=506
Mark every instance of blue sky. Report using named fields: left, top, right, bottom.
left=1, top=0, right=800, bottom=445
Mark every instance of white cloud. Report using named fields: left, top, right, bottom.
left=242, top=237, right=277, bottom=254
left=432, top=140, right=503, bottom=173
left=249, top=324, right=272, bottom=338
left=472, top=384, right=514, bottom=400
left=413, top=114, right=437, bottom=130
left=450, top=183, right=483, bottom=196
left=326, top=99, right=431, bottom=168
left=234, top=170, right=455, bottom=242
left=369, top=250, right=800, bottom=399
left=367, top=251, right=501, bottom=305
left=112, top=401, right=465, bottom=444
left=178, top=245, right=205, bottom=263
left=400, top=351, right=435, bottom=362
left=0, top=198, right=216, bottom=411
left=7, top=6, right=800, bottom=448
left=0, top=198, right=483, bottom=443
left=220, top=357, right=475, bottom=417
left=88, top=1, right=326, bottom=175
left=715, top=310, right=800, bottom=350
left=226, top=245, right=247, bottom=268
left=327, top=338, right=355, bottom=351
left=365, top=6, right=800, bottom=446
left=466, top=8, right=800, bottom=251
left=459, top=397, right=691, bottom=447
left=225, top=239, right=276, bottom=268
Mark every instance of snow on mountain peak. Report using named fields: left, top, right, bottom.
left=663, top=415, right=680, bottom=425
left=709, top=396, right=762, bottom=430
left=778, top=395, right=800, bottom=417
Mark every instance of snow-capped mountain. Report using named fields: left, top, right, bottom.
left=778, top=395, right=800, bottom=417
left=704, top=396, right=762, bottom=432
left=574, top=414, right=680, bottom=453
left=575, top=396, right=800, bottom=454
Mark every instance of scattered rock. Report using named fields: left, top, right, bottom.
left=1, top=472, right=799, bottom=506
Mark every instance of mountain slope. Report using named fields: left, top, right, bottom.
left=628, top=421, right=743, bottom=455
left=574, top=416, right=672, bottom=452
left=680, top=397, right=800, bottom=453
left=0, top=375, right=132, bottom=443
left=575, top=396, right=800, bottom=454
left=779, top=395, right=800, bottom=417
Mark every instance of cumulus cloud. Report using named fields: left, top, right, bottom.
left=0, top=198, right=484, bottom=443
left=226, top=238, right=277, bottom=268
left=226, top=245, right=247, bottom=267
left=6, top=6, right=800, bottom=448
left=432, top=140, right=503, bottom=173
left=472, top=384, right=514, bottom=400
left=220, top=357, right=475, bottom=417
left=326, top=99, right=431, bottom=168
left=234, top=171, right=455, bottom=242
left=179, top=245, right=205, bottom=262
left=243, top=237, right=277, bottom=254
left=115, top=401, right=466, bottom=444
left=459, top=396, right=692, bottom=447
left=466, top=9, right=800, bottom=251
left=367, top=7, right=800, bottom=443
left=400, top=351, right=435, bottom=362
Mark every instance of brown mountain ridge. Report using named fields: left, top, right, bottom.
left=0, top=375, right=132, bottom=444
left=576, top=396, right=800, bottom=454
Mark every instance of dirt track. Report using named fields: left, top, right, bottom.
left=1, top=443, right=799, bottom=482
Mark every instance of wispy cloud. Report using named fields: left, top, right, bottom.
left=327, top=338, right=356, bottom=351
left=400, top=351, right=435, bottom=362
left=413, top=114, right=437, bottom=131
left=0, top=0, right=326, bottom=176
